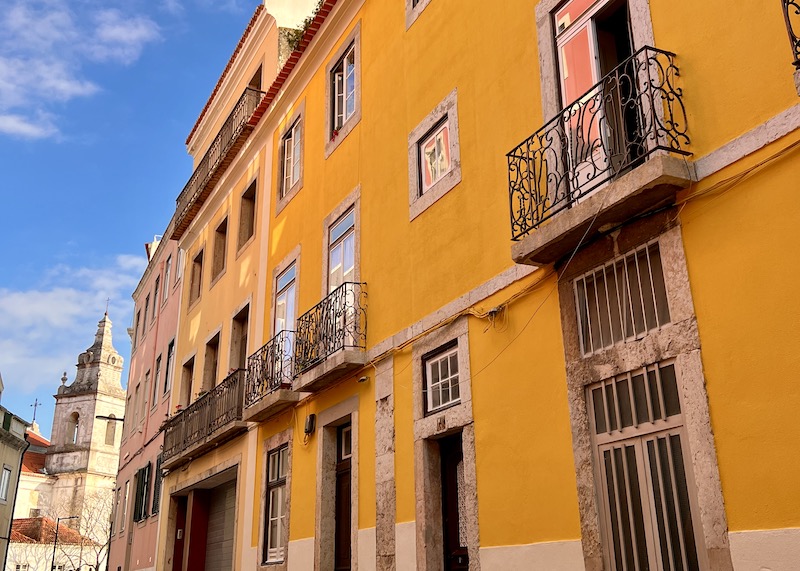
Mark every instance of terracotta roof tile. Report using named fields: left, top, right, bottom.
left=25, top=430, right=49, bottom=448
left=21, top=450, right=45, bottom=474
left=11, top=518, right=91, bottom=545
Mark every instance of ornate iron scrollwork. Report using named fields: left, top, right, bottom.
left=507, top=46, right=691, bottom=241
left=783, top=0, right=800, bottom=68
left=244, top=330, right=295, bottom=408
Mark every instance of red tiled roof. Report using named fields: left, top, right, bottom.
left=25, top=430, right=49, bottom=448
left=11, top=518, right=92, bottom=545
left=185, top=4, right=266, bottom=146
left=187, top=0, right=340, bottom=147
left=10, top=529, right=35, bottom=543
left=21, top=450, right=45, bottom=474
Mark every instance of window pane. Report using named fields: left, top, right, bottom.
left=330, top=210, right=355, bottom=244
left=660, top=364, right=681, bottom=418
left=592, top=388, right=607, bottom=434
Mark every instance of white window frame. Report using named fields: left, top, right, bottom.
left=0, top=465, right=11, bottom=501
left=259, top=429, right=293, bottom=571
left=328, top=208, right=356, bottom=293
left=324, top=23, right=362, bottom=158
left=265, top=445, right=289, bottom=563
left=424, top=345, right=461, bottom=414
left=277, top=101, right=305, bottom=214
left=407, top=88, right=462, bottom=220
left=406, top=0, right=434, bottom=29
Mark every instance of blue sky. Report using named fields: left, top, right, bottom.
left=0, top=0, right=272, bottom=440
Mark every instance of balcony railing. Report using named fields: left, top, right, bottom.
left=507, top=46, right=690, bottom=241
left=162, top=369, right=245, bottom=466
left=245, top=330, right=294, bottom=408
left=172, top=87, right=266, bottom=239
left=783, top=0, right=800, bottom=68
left=295, top=282, right=367, bottom=376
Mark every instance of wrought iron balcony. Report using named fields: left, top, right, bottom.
left=161, top=369, right=247, bottom=470
left=294, top=282, right=368, bottom=392
left=507, top=46, right=692, bottom=265
left=243, top=331, right=301, bottom=422
left=783, top=0, right=800, bottom=68
left=172, top=87, right=266, bottom=240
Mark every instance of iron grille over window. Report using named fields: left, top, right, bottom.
left=588, top=362, right=703, bottom=571
left=507, top=46, right=690, bottom=239
left=575, top=242, right=670, bottom=355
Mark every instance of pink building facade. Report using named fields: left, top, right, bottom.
left=108, top=231, right=182, bottom=571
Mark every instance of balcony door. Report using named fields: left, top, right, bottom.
left=555, top=0, right=636, bottom=197
left=328, top=209, right=356, bottom=349
left=275, top=264, right=296, bottom=382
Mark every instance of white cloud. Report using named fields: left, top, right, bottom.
left=0, top=254, right=147, bottom=399
left=0, top=112, right=58, bottom=139
left=0, top=1, right=161, bottom=139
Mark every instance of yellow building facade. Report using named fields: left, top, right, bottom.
left=151, top=1, right=800, bottom=570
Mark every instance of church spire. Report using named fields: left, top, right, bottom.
left=58, top=313, right=125, bottom=396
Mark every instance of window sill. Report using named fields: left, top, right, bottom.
left=209, top=268, right=227, bottom=290
left=324, top=112, right=361, bottom=159
left=275, top=180, right=303, bottom=216
left=406, top=0, right=433, bottom=30
left=236, top=234, right=256, bottom=261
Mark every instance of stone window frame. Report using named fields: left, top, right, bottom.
left=407, top=88, right=462, bottom=221
left=324, top=22, right=362, bottom=158
left=270, top=246, right=301, bottom=339
left=405, top=0, right=433, bottom=29
left=321, top=186, right=361, bottom=298
left=535, top=0, right=656, bottom=121
left=411, top=316, right=480, bottom=571
left=187, top=245, right=205, bottom=310
left=237, top=177, right=258, bottom=256
left=314, top=396, right=360, bottom=571
left=557, top=220, right=734, bottom=571
left=209, top=214, right=229, bottom=289
left=257, top=428, right=293, bottom=571
left=276, top=101, right=306, bottom=215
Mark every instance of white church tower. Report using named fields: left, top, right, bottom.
left=45, top=313, right=126, bottom=522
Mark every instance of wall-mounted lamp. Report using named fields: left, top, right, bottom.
left=304, top=414, right=316, bottom=435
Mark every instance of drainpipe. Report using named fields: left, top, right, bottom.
left=1, top=434, right=30, bottom=570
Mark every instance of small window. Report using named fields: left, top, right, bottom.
left=152, top=454, right=163, bottom=515
left=131, top=386, right=139, bottom=431
left=424, top=345, right=460, bottom=414
left=328, top=209, right=355, bottom=292
left=132, top=310, right=141, bottom=349
left=203, top=333, right=220, bottom=393
left=275, top=264, right=297, bottom=334
left=574, top=241, right=670, bottom=355
left=238, top=182, right=256, bottom=250
left=141, top=371, right=150, bottom=419
left=105, top=415, right=117, bottom=446
left=152, top=277, right=160, bottom=320
left=143, top=294, right=150, bottom=331
left=407, top=89, right=462, bottom=220
left=181, top=357, right=195, bottom=408
left=419, top=120, right=452, bottom=194
left=132, top=463, right=151, bottom=523
left=189, top=249, right=204, bottom=305
left=211, top=218, right=228, bottom=282
left=264, top=445, right=289, bottom=563
left=121, top=480, right=129, bottom=531
left=68, top=412, right=80, bottom=444
left=163, top=256, right=172, bottom=301
left=153, top=356, right=162, bottom=403
left=331, top=44, right=356, bottom=135
left=230, top=305, right=249, bottom=370
left=281, top=119, right=303, bottom=199
left=339, top=426, right=352, bottom=460
left=0, top=466, right=11, bottom=500
left=15, top=564, right=30, bottom=571
left=325, top=23, right=361, bottom=156
left=164, top=340, right=175, bottom=394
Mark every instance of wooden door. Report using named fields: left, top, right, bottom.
left=334, top=424, right=352, bottom=571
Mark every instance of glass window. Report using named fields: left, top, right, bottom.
left=264, top=445, right=289, bottom=563
left=328, top=209, right=355, bottom=292
left=424, top=346, right=460, bottom=413
left=0, top=466, right=11, bottom=500
left=281, top=120, right=302, bottom=197
left=331, top=44, right=356, bottom=133
left=419, top=121, right=452, bottom=193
